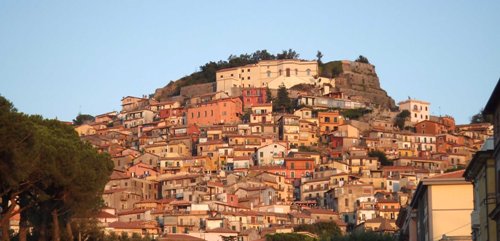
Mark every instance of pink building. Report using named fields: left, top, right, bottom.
left=241, top=87, right=267, bottom=109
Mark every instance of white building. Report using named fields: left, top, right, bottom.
left=398, top=98, right=430, bottom=123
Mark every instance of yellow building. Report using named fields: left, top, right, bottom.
left=464, top=138, right=497, bottom=241
left=216, top=59, right=318, bottom=94
left=400, top=170, right=473, bottom=241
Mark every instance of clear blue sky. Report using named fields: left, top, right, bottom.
left=1, top=1, right=498, bottom=124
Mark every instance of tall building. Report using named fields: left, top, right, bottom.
left=216, top=59, right=318, bottom=95
left=398, top=99, right=431, bottom=123
left=484, top=79, right=500, bottom=239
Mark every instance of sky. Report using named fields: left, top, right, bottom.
left=0, top=1, right=499, bottom=124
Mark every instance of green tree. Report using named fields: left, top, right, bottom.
left=355, top=55, right=370, bottom=64
left=470, top=108, right=493, bottom=124
left=72, top=114, right=95, bottom=125
left=394, top=110, right=410, bottom=130
left=0, top=96, right=113, bottom=241
left=266, top=233, right=315, bottom=241
left=294, top=222, right=342, bottom=241
left=316, top=51, right=323, bottom=65
left=368, top=150, right=391, bottom=166
left=277, top=49, right=300, bottom=59
left=273, top=85, right=292, bottom=113
left=266, top=87, right=273, bottom=103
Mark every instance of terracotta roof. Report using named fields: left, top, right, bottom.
left=159, top=234, right=206, bottom=241
left=429, top=170, right=465, bottom=179
left=108, top=221, right=157, bottom=229
left=205, top=227, right=239, bottom=233
left=96, top=210, right=117, bottom=219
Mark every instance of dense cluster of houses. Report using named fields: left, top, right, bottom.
left=71, top=61, right=493, bottom=241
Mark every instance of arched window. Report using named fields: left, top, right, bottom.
left=413, top=105, right=418, bottom=110
left=306, top=69, right=311, bottom=76
left=286, top=68, right=290, bottom=77
left=267, top=71, right=271, bottom=77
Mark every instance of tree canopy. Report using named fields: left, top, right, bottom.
left=394, top=110, right=411, bottom=130
left=72, top=114, right=95, bottom=125
left=470, top=108, right=493, bottom=124
left=355, top=55, right=370, bottom=64
left=273, top=84, right=292, bottom=113
left=0, top=96, right=113, bottom=241
left=368, top=150, right=391, bottom=166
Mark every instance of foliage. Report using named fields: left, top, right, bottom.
left=273, top=84, right=292, bottom=113
left=316, top=50, right=323, bottom=65
left=240, top=109, right=252, bottom=123
left=276, top=49, right=300, bottom=60
left=368, top=150, right=391, bottom=166
left=72, top=114, right=95, bottom=125
left=294, top=222, right=342, bottom=241
left=266, top=233, right=316, bottom=241
left=341, top=108, right=372, bottom=120
left=266, top=87, right=274, bottom=103
left=163, top=49, right=300, bottom=96
left=319, top=61, right=343, bottom=78
left=470, top=108, right=493, bottom=124
left=355, top=55, right=370, bottom=64
left=394, top=110, right=410, bottom=130
left=337, top=231, right=395, bottom=241
left=0, top=95, right=114, bottom=241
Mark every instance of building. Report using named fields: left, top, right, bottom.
left=241, top=87, right=267, bottom=109
left=318, top=111, right=344, bottom=135
left=464, top=138, right=497, bottom=241
left=187, top=97, right=243, bottom=126
left=399, top=170, right=473, bottom=241
left=483, top=79, right=500, bottom=238
left=398, top=99, right=430, bottom=123
left=216, top=59, right=318, bottom=95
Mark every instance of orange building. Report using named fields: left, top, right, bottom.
left=187, top=97, right=243, bottom=126
left=284, top=157, right=315, bottom=180
left=415, top=120, right=447, bottom=135
left=318, top=111, right=344, bottom=134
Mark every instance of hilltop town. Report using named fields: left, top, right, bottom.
left=56, top=57, right=493, bottom=240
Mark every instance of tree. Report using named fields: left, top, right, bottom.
left=277, top=49, right=299, bottom=59
left=394, top=110, right=410, bottom=130
left=470, top=108, right=493, bottom=124
left=266, top=233, right=315, bottom=241
left=266, top=87, right=273, bottom=103
left=355, top=55, right=370, bottom=64
left=72, top=114, right=95, bottom=125
left=0, top=96, right=113, bottom=241
left=316, top=51, right=323, bottom=65
left=294, top=222, right=342, bottom=241
left=368, top=150, right=391, bottom=166
left=273, top=85, right=292, bottom=113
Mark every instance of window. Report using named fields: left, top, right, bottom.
left=286, top=68, right=290, bottom=77
left=291, top=163, right=295, bottom=169
left=291, top=172, right=295, bottom=178
left=247, top=69, right=250, bottom=72
left=295, top=69, right=298, bottom=75
left=306, top=69, right=311, bottom=76
left=267, top=71, right=271, bottom=77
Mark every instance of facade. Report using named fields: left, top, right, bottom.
left=464, top=138, right=497, bottom=241
left=318, top=111, right=344, bottom=135
left=400, top=170, right=473, bottom=241
left=398, top=99, right=430, bottom=123
left=216, top=59, right=318, bottom=94
left=187, top=97, right=243, bottom=126
left=484, top=79, right=500, bottom=239
left=241, top=87, right=267, bottom=109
